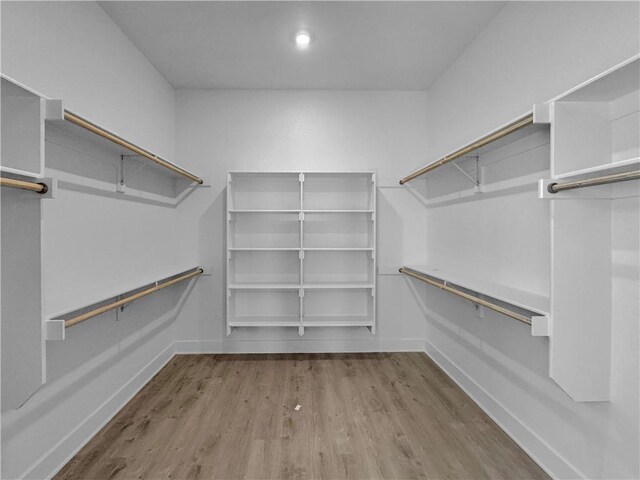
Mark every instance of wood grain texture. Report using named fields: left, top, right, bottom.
left=54, top=353, right=549, bottom=480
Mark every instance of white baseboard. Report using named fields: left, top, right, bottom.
left=23, top=343, right=176, bottom=480
left=173, top=338, right=425, bottom=354
left=423, top=339, right=584, bottom=480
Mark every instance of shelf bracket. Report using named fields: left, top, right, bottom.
left=299, top=173, right=305, bottom=183
left=450, top=157, right=480, bottom=191
left=298, top=325, right=304, bottom=336
left=117, top=155, right=126, bottom=192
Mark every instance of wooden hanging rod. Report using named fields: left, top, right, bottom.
left=547, top=170, right=640, bottom=193
left=0, top=176, right=48, bottom=194
left=399, top=267, right=532, bottom=325
left=63, top=111, right=204, bottom=185
left=65, top=268, right=203, bottom=328
left=399, top=113, right=534, bottom=185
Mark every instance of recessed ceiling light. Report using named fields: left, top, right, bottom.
left=294, top=30, right=312, bottom=49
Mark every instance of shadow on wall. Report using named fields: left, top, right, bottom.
left=197, top=187, right=227, bottom=339
left=1, top=280, right=196, bottom=441
left=46, top=124, right=199, bottom=205
left=404, top=277, right=607, bottom=457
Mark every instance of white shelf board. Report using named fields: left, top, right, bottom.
left=404, top=264, right=549, bottom=316
left=304, top=245, right=374, bottom=250
left=228, top=316, right=300, bottom=328
left=303, top=283, right=374, bottom=290
left=302, top=316, right=374, bottom=327
left=48, top=265, right=201, bottom=320
left=47, top=117, right=197, bottom=181
left=229, top=247, right=301, bottom=251
left=228, top=283, right=301, bottom=290
left=228, top=209, right=301, bottom=213
left=554, top=157, right=640, bottom=180
left=0, top=165, right=43, bottom=179
left=303, top=247, right=374, bottom=251
left=303, top=209, right=374, bottom=213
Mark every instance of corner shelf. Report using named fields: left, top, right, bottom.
left=538, top=55, right=640, bottom=402
left=226, top=171, right=376, bottom=336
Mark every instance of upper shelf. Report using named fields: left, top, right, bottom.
left=47, top=109, right=203, bottom=184
left=399, top=112, right=544, bottom=185
left=404, top=264, right=549, bottom=317
left=549, top=57, right=639, bottom=179
left=1, top=76, right=44, bottom=178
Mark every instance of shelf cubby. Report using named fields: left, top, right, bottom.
left=303, top=250, right=374, bottom=285
left=303, top=211, right=374, bottom=249
left=302, top=289, right=375, bottom=329
left=552, top=58, right=639, bottom=178
left=228, top=249, right=300, bottom=286
left=228, top=172, right=300, bottom=210
left=1, top=76, right=43, bottom=178
left=228, top=289, right=301, bottom=328
left=228, top=211, right=300, bottom=249
left=303, top=172, right=374, bottom=210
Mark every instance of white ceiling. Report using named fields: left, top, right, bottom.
left=99, top=1, right=505, bottom=90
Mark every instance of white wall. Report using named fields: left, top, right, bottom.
left=172, top=90, right=429, bottom=352
left=422, top=2, right=639, bottom=479
left=1, top=1, right=175, bottom=159
left=1, top=2, right=186, bottom=479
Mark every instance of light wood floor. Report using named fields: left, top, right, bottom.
left=55, top=353, right=549, bottom=480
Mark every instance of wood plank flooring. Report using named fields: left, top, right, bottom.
left=55, top=353, right=549, bottom=480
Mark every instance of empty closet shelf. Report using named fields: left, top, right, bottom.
left=302, top=316, right=374, bottom=327
left=227, top=317, right=301, bottom=327
left=228, top=283, right=301, bottom=290
left=229, top=247, right=301, bottom=251
left=52, top=111, right=204, bottom=184
left=303, top=283, right=374, bottom=289
left=402, top=265, right=549, bottom=317
left=303, top=209, right=374, bottom=213
left=303, top=247, right=374, bottom=251
left=399, top=112, right=535, bottom=184
left=229, top=209, right=301, bottom=213
left=47, top=267, right=204, bottom=336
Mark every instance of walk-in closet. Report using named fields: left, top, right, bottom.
left=1, top=2, right=638, bottom=479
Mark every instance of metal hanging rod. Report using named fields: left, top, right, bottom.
left=399, top=267, right=532, bottom=325
left=547, top=170, right=640, bottom=193
left=63, top=111, right=204, bottom=185
left=65, top=268, right=203, bottom=328
left=0, top=177, right=48, bottom=194
left=399, top=113, right=534, bottom=185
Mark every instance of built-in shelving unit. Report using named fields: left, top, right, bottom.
left=537, top=56, right=640, bottom=402
left=227, top=171, right=376, bottom=335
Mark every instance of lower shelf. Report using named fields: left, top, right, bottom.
left=303, top=315, right=374, bottom=327
left=228, top=315, right=300, bottom=328
left=226, top=315, right=375, bottom=333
